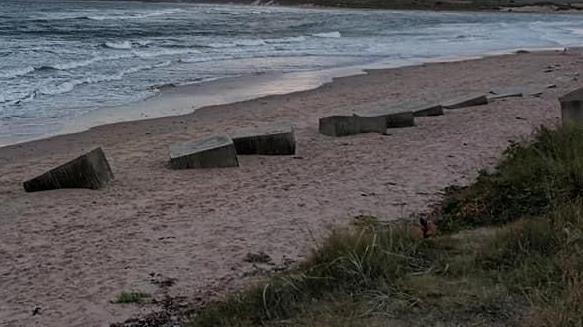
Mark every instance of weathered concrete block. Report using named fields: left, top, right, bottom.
left=412, top=104, right=444, bottom=117
left=319, top=115, right=360, bottom=137
left=169, top=136, right=239, bottom=169
left=23, top=147, right=113, bottom=192
left=559, top=88, right=583, bottom=126
left=319, top=115, right=386, bottom=137
left=385, top=111, right=415, bottom=127
left=356, top=110, right=415, bottom=128
left=442, top=93, right=488, bottom=109
left=490, top=85, right=547, bottom=100
left=231, top=123, right=295, bottom=155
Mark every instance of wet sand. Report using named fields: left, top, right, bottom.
left=0, top=49, right=579, bottom=326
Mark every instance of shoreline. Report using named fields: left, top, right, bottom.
left=0, top=49, right=578, bottom=326
left=0, top=46, right=568, bottom=150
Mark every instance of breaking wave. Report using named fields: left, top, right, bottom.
left=39, top=61, right=172, bottom=96
left=2, top=61, right=173, bottom=105
left=312, top=31, right=342, bottom=38
left=0, top=66, right=36, bottom=79
left=85, top=9, right=183, bottom=21
left=265, top=36, right=307, bottom=43
left=104, top=41, right=133, bottom=50
left=46, top=53, right=135, bottom=70
left=133, top=48, right=201, bottom=58
left=207, top=36, right=307, bottom=48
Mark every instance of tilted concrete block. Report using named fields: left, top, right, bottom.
left=442, top=93, right=488, bottom=109
left=231, top=123, right=295, bottom=155
left=169, top=135, right=239, bottom=169
left=23, top=147, right=114, bottom=192
left=560, top=88, right=583, bottom=126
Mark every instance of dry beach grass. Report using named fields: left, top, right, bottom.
left=0, top=49, right=580, bottom=326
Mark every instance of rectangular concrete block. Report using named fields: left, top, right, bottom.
left=560, top=88, right=583, bottom=126
left=413, top=104, right=444, bottom=117
left=356, top=110, right=415, bottom=128
left=23, top=147, right=114, bottom=192
left=319, top=115, right=386, bottom=137
left=386, top=111, right=415, bottom=127
left=169, top=135, right=239, bottom=169
left=442, top=93, right=488, bottom=109
left=231, top=123, right=295, bottom=155
left=319, top=115, right=361, bottom=137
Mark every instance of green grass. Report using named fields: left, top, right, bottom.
left=478, top=201, right=583, bottom=326
left=192, top=223, right=430, bottom=326
left=112, top=291, right=151, bottom=304
left=437, top=125, right=583, bottom=231
left=188, top=125, right=583, bottom=327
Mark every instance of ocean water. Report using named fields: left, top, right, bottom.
left=2, top=0, right=583, bottom=145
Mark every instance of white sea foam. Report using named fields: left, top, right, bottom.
left=86, top=9, right=183, bottom=21
left=568, top=28, right=583, bottom=36
left=0, top=90, right=37, bottom=106
left=104, top=41, right=133, bottom=50
left=234, top=39, right=267, bottom=46
left=39, top=81, right=77, bottom=95
left=208, top=39, right=268, bottom=48
left=7, top=1, right=583, bottom=147
left=0, top=66, right=35, bottom=79
left=179, top=57, right=214, bottom=63
left=207, top=42, right=236, bottom=48
left=136, top=40, right=154, bottom=47
left=179, top=55, right=231, bottom=63
left=265, top=36, right=306, bottom=44
left=45, top=49, right=181, bottom=72
left=37, top=61, right=173, bottom=97
left=49, top=53, right=135, bottom=70
left=133, top=48, right=201, bottom=58
left=312, top=31, right=342, bottom=38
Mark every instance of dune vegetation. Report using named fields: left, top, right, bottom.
left=187, top=125, right=583, bottom=326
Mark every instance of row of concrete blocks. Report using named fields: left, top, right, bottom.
left=23, top=124, right=296, bottom=192
left=21, top=93, right=487, bottom=192
left=169, top=123, right=295, bottom=169
left=25, top=87, right=583, bottom=193
left=318, top=93, right=489, bottom=137
left=19, top=94, right=492, bottom=192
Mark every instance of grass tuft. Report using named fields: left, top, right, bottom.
left=112, top=291, right=151, bottom=304
left=191, top=225, right=429, bottom=326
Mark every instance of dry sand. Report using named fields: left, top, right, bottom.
left=0, top=49, right=580, bottom=326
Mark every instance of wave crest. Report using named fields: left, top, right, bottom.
left=1, top=61, right=173, bottom=106
left=86, top=9, right=183, bottom=21
left=0, top=66, right=35, bottom=79
left=312, top=31, right=342, bottom=38
left=104, top=41, right=133, bottom=50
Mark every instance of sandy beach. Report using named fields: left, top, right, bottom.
left=0, top=49, right=579, bottom=326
